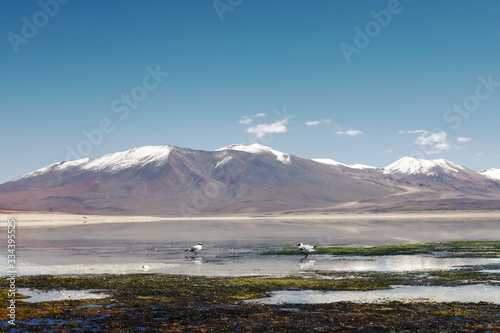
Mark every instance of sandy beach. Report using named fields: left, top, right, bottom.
left=2, top=209, right=500, bottom=228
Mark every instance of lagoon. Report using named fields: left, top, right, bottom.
left=1, top=218, right=499, bottom=277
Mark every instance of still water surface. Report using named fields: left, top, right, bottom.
left=1, top=219, right=499, bottom=277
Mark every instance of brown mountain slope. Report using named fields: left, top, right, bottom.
left=0, top=145, right=403, bottom=215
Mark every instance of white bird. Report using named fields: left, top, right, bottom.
left=185, top=242, right=203, bottom=255
left=297, top=243, right=316, bottom=257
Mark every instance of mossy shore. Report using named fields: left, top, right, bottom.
left=1, top=241, right=499, bottom=332
left=1, top=267, right=499, bottom=332
left=262, top=240, right=500, bottom=258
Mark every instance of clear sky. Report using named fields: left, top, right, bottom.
left=1, top=0, right=499, bottom=184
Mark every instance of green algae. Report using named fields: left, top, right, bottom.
left=2, top=241, right=499, bottom=331
left=2, top=263, right=499, bottom=332
left=5, top=264, right=498, bottom=306
left=262, top=241, right=500, bottom=257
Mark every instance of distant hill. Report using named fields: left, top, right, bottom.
left=0, top=144, right=499, bottom=216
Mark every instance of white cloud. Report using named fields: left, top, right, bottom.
left=414, top=131, right=447, bottom=146
left=238, top=116, right=252, bottom=124
left=400, top=129, right=456, bottom=155
left=457, top=137, right=472, bottom=142
left=383, top=149, right=393, bottom=153
left=336, top=129, right=363, bottom=136
left=246, top=118, right=290, bottom=138
left=238, top=113, right=270, bottom=124
left=398, top=130, right=425, bottom=134
left=306, top=119, right=332, bottom=126
left=435, top=142, right=452, bottom=151
left=306, top=120, right=321, bottom=126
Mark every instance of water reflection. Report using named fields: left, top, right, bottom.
left=248, top=284, right=500, bottom=305
left=18, top=288, right=108, bottom=303
left=298, top=258, right=316, bottom=269
left=185, top=256, right=203, bottom=265
left=2, top=218, right=500, bottom=277
left=309, top=255, right=498, bottom=272
left=1, top=251, right=499, bottom=277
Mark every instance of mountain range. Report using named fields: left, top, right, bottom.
left=0, top=143, right=499, bottom=215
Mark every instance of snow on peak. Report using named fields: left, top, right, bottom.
left=480, top=168, right=500, bottom=180
left=313, top=159, right=376, bottom=170
left=312, top=158, right=345, bottom=167
left=217, top=143, right=292, bottom=165
left=214, top=151, right=234, bottom=169
left=349, top=164, right=377, bottom=170
left=12, top=158, right=91, bottom=181
left=83, top=145, right=173, bottom=171
left=13, top=145, right=173, bottom=181
left=383, top=156, right=464, bottom=176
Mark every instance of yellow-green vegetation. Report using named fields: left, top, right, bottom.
left=262, top=241, right=500, bottom=258
left=1, top=273, right=500, bottom=332
left=5, top=264, right=499, bottom=304
left=8, top=274, right=393, bottom=304
left=0, top=288, right=29, bottom=301
left=1, top=267, right=499, bottom=332
left=1, top=241, right=499, bottom=331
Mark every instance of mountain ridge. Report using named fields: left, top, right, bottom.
left=480, top=168, right=500, bottom=180
left=0, top=144, right=499, bottom=215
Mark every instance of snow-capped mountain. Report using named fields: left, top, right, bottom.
left=312, top=158, right=344, bottom=166
left=379, top=156, right=500, bottom=197
left=480, top=168, right=500, bottom=180
left=383, top=157, right=466, bottom=177
left=0, top=144, right=400, bottom=215
left=313, top=158, right=376, bottom=170
left=1, top=144, right=499, bottom=215
left=349, top=164, right=378, bottom=170
left=217, top=143, right=292, bottom=165
left=13, top=145, right=173, bottom=182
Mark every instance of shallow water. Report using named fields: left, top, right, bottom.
left=248, top=284, right=500, bottom=305
left=5, top=254, right=500, bottom=276
left=1, top=219, right=500, bottom=276
left=17, top=288, right=108, bottom=303
left=2, top=245, right=499, bottom=277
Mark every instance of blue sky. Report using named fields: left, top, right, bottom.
left=1, top=0, right=500, bottom=184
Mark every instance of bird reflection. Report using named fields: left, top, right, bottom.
left=299, top=258, right=316, bottom=269
left=185, top=255, right=203, bottom=265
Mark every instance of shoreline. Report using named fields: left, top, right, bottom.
left=1, top=209, right=500, bottom=228
left=5, top=273, right=500, bottom=331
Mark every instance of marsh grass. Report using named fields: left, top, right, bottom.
left=2, top=262, right=500, bottom=331
left=2, top=271, right=500, bottom=332
left=262, top=241, right=500, bottom=258
left=2, top=241, right=499, bottom=331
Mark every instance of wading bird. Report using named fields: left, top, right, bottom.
left=185, top=242, right=203, bottom=255
left=297, top=243, right=316, bottom=257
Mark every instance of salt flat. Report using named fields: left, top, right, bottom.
left=2, top=209, right=500, bottom=228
